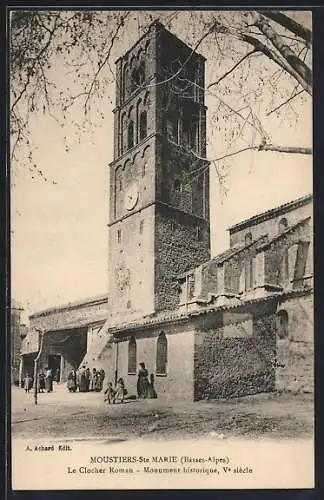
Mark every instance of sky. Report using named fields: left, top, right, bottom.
left=10, top=10, right=312, bottom=322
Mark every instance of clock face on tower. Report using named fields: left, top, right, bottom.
left=124, top=182, right=139, bottom=211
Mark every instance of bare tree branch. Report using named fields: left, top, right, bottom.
left=267, top=88, right=305, bottom=116
left=207, top=49, right=257, bottom=89
left=258, top=144, right=312, bottom=154
left=83, top=11, right=131, bottom=113
left=212, top=19, right=312, bottom=95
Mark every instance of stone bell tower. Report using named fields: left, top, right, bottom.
left=107, top=21, right=210, bottom=325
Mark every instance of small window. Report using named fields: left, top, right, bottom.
left=128, top=336, right=137, bottom=374
left=279, top=218, right=288, bottom=233
left=117, top=229, right=121, bottom=243
left=119, top=177, right=123, bottom=192
left=127, top=121, right=134, bottom=149
left=139, top=111, right=147, bottom=140
left=277, top=310, right=288, bottom=339
left=156, top=332, right=167, bottom=375
left=126, top=300, right=132, bottom=309
left=196, top=226, right=202, bottom=241
left=139, top=220, right=144, bottom=234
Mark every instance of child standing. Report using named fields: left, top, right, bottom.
left=115, top=378, right=127, bottom=404
left=104, top=382, right=116, bottom=404
left=23, top=374, right=32, bottom=393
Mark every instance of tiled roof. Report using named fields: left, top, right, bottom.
left=228, top=194, right=312, bottom=234
left=109, top=292, right=283, bottom=335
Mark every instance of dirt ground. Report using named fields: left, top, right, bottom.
left=11, top=384, right=313, bottom=441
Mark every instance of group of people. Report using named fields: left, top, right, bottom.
left=103, top=362, right=157, bottom=404
left=66, top=366, right=105, bottom=393
left=25, top=361, right=157, bottom=403
left=22, top=367, right=57, bottom=394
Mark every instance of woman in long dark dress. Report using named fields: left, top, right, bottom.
left=137, top=362, right=149, bottom=399
left=95, top=371, right=103, bottom=392
left=67, top=369, right=77, bottom=392
left=45, top=368, right=53, bottom=393
left=99, top=369, right=105, bottom=386
left=147, top=373, right=157, bottom=399
left=38, top=371, right=46, bottom=393
left=78, top=366, right=87, bottom=392
left=85, top=367, right=91, bottom=392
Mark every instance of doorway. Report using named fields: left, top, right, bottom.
left=48, top=354, right=61, bottom=382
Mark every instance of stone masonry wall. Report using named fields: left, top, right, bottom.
left=155, top=208, right=210, bottom=311
left=29, top=296, right=108, bottom=332
left=194, top=311, right=276, bottom=401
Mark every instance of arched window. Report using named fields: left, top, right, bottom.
left=139, top=111, right=147, bottom=140
left=131, top=68, right=140, bottom=92
left=279, top=218, right=288, bottom=233
left=121, top=113, right=127, bottom=153
left=245, top=232, right=252, bottom=245
left=128, top=336, right=137, bottom=374
left=281, top=248, right=289, bottom=285
left=245, top=255, right=253, bottom=291
left=127, top=121, right=134, bottom=149
left=276, top=310, right=288, bottom=339
left=138, top=60, right=145, bottom=85
left=122, top=65, right=128, bottom=101
left=156, top=332, right=167, bottom=375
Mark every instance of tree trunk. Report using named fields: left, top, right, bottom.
left=261, top=11, right=311, bottom=46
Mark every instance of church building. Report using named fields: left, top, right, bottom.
left=20, top=21, right=313, bottom=401
left=99, top=21, right=313, bottom=401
